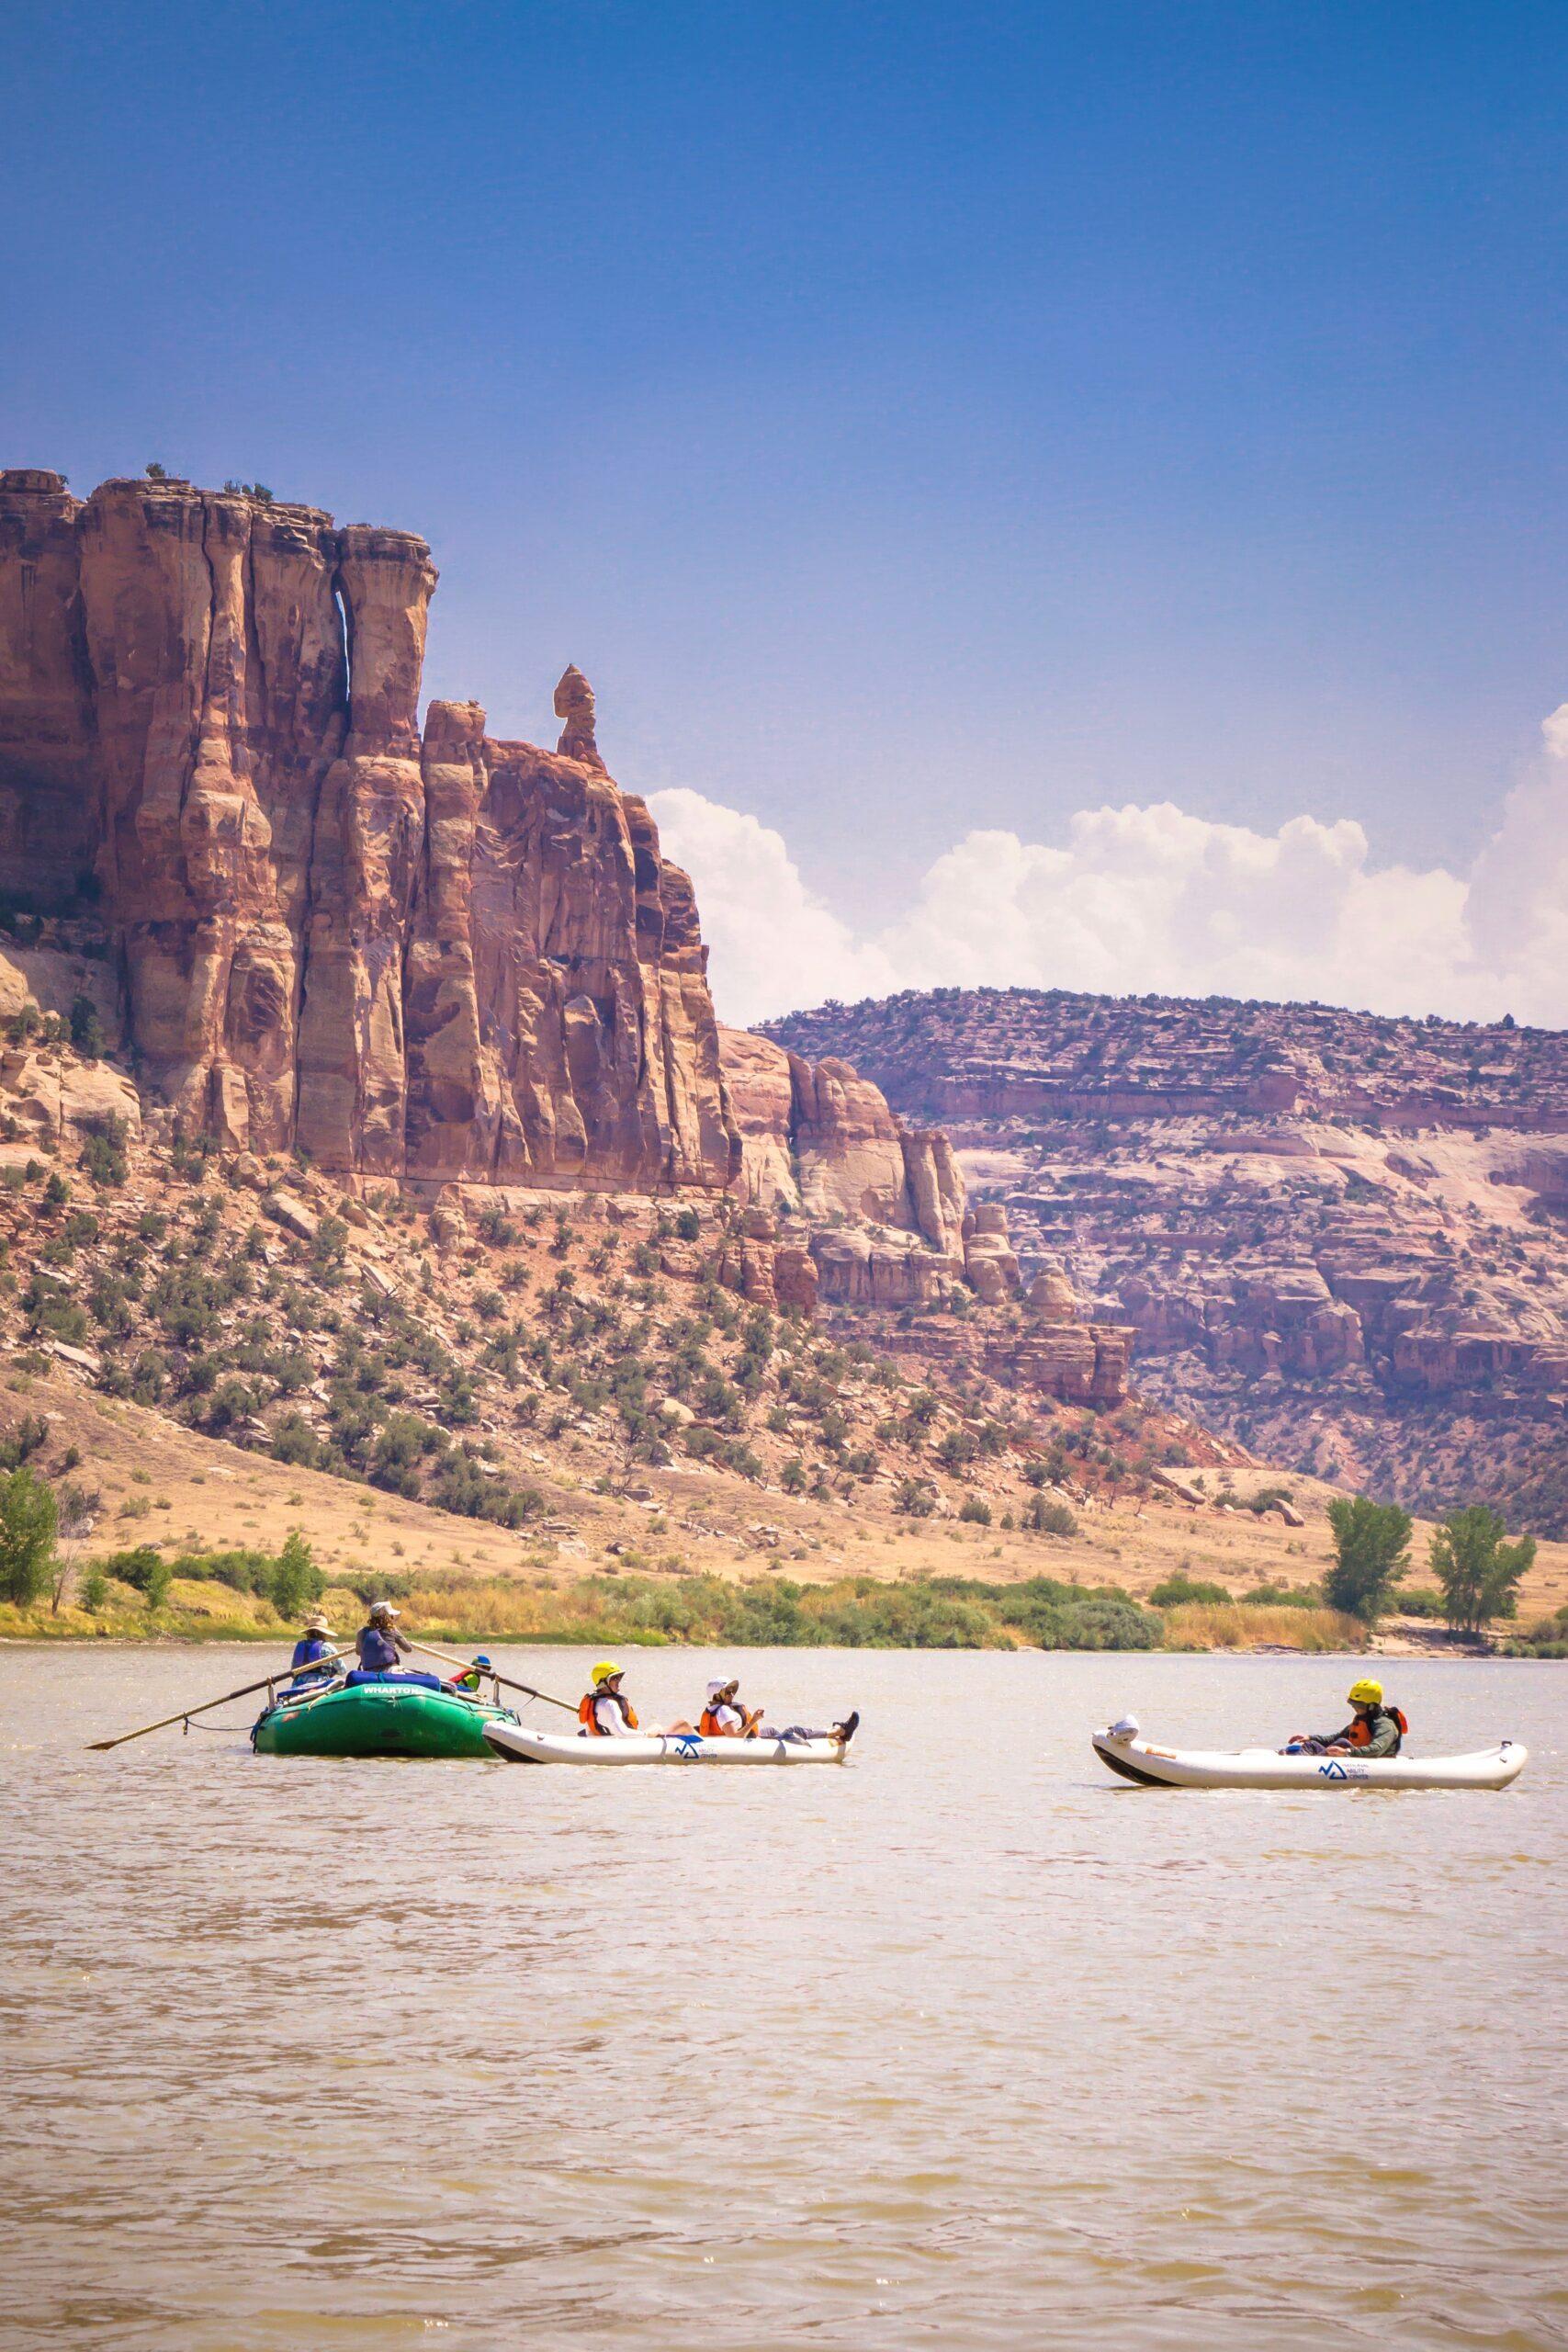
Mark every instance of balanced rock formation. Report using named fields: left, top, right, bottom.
left=0, top=470, right=737, bottom=1192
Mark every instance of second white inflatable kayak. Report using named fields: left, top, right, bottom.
left=1092, top=1723, right=1528, bottom=1791
left=483, top=1723, right=851, bottom=1766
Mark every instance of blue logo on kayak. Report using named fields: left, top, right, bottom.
left=1318, top=1759, right=1349, bottom=1780
left=673, top=1734, right=704, bottom=1761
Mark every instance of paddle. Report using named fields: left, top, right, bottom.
left=405, top=1638, right=580, bottom=1717
left=87, top=1647, right=355, bottom=1750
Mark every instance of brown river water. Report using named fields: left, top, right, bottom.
left=3, top=1646, right=1564, bottom=2351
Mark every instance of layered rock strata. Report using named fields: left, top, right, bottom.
left=0, top=469, right=737, bottom=1191
left=767, top=987, right=1568, bottom=1528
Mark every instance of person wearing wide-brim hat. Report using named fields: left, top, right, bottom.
left=288, top=1609, right=343, bottom=1690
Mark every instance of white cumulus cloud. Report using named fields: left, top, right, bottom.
left=650, top=717, right=1568, bottom=1029
left=649, top=786, right=898, bottom=1026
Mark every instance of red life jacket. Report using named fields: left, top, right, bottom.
left=1347, top=1704, right=1407, bottom=1749
left=579, top=1690, right=638, bottom=1736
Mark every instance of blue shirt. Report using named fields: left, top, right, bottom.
left=290, top=1635, right=333, bottom=1668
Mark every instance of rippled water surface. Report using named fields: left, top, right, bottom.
left=3, top=1647, right=1564, bottom=2350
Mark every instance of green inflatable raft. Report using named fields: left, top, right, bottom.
left=252, top=1679, right=516, bottom=1759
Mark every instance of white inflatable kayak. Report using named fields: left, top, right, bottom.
left=483, top=1722, right=850, bottom=1766
left=1092, top=1722, right=1528, bottom=1792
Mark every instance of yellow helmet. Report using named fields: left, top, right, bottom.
left=591, top=1659, right=624, bottom=1687
left=1347, top=1678, right=1383, bottom=1706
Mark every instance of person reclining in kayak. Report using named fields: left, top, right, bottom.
left=698, top=1675, right=860, bottom=1747
left=1285, top=1678, right=1406, bottom=1758
left=287, top=1611, right=344, bottom=1690
left=578, top=1661, right=694, bottom=1737
left=699, top=1678, right=762, bottom=1736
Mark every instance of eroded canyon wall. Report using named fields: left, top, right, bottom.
left=0, top=469, right=737, bottom=1192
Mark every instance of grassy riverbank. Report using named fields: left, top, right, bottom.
left=0, top=1568, right=1371, bottom=1653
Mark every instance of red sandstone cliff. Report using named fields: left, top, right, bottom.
left=0, top=469, right=737, bottom=1193
left=0, top=469, right=1126, bottom=1399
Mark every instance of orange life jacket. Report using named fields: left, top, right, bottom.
left=579, top=1690, right=638, bottom=1735
left=1348, top=1704, right=1407, bottom=1748
left=699, top=1703, right=757, bottom=1737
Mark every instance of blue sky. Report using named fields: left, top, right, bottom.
left=6, top=1, right=1568, bottom=1020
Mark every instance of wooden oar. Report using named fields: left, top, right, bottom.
left=405, top=1638, right=580, bottom=1717
left=86, top=1647, right=355, bottom=1750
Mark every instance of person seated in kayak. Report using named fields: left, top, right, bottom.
left=580, top=1660, right=641, bottom=1736
left=698, top=1676, right=860, bottom=1747
left=1286, top=1678, right=1406, bottom=1758
left=287, top=1611, right=343, bottom=1690
left=444, top=1653, right=493, bottom=1695
left=578, top=1660, right=694, bottom=1738
left=699, top=1678, right=762, bottom=1737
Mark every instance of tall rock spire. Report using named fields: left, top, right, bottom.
left=554, top=664, right=603, bottom=769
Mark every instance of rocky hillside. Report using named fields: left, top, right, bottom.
left=764, top=989, right=1568, bottom=1535
left=0, top=1043, right=1241, bottom=1612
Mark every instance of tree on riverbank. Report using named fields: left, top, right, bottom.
left=1325, top=1495, right=1411, bottom=1624
left=0, top=1464, right=58, bottom=1605
left=1429, top=1506, right=1535, bottom=1637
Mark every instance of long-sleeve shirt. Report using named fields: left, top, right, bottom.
left=1313, top=1713, right=1401, bottom=1758
left=589, top=1693, right=640, bottom=1736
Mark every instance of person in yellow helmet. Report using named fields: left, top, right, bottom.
left=577, top=1661, right=694, bottom=1739
left=1286, top=1678, right=1406, bottom=1758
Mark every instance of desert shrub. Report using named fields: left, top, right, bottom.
left=22, top=1279, right=90, bottom=1348
left=981, top=1575, right=1162, bottom=1652
left=1149, top=1571, right=1229, bottom=1608
left=1022, top=1494, right=1077, bottom=1537
left=0, top=1415, right=50, bottom=1469
left=958, top=1497, right=993, bottom=1526
left=69, top=995, right=106, bottom=1057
